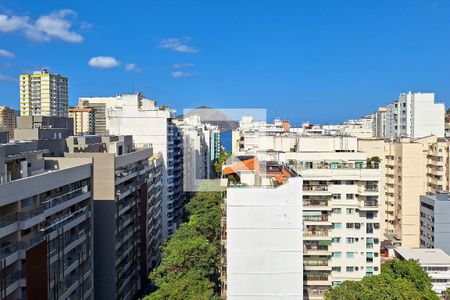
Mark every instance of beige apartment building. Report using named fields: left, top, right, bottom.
left=20, top=70, right=69, bottom=117
left=0, top=106, right=16, bottom=140
left=359, top=135, right=450, bottom=248
left=65, top=135, right=163, bottom=300
left=69, top=106, right=95, bottom=135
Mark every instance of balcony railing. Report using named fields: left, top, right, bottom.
left=303, top=230, right=329, bottom=237
left=303, top=215, right=329, bottom=222
left=364, top=200, right=378, bottom=207
left=303, top=185, right=328, bottom=192
left=304, top=260, right=329, bottom=266
left=304, top=273, right=329, bottom=281
left=303, top=200, right=329, bottom=207
left=0, top=171, right=12, bottom=185
left=305, top=289, right=327, bottom=297
left=362, top=185, right=378, bottom=192
left=0, top=213, right=18, bottom=228
left=304, top=245, right=329, bottom=252
left=18, top=186, right=90, bottom=221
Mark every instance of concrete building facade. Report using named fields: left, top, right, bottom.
left=65, top=135, right=163, bottom=299
left=420, top=193, right=450, bottom=256
left=87, top=93, right=183, bottom=239
left=221, top=158, right=303, bottom=299
left=0, top=106, right=16, bottom=140
left=385, top=92, right=445, bottom=139
left=0, top=141, right=93, bottom=299
left=69, top=107, right=96, bottom=135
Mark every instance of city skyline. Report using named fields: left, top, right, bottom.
left=1, top=1, right=450, bottom=124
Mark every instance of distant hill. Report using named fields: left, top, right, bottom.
left=177, top=106, right=239, bottom=131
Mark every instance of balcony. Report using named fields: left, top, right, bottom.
left=304, top=244, right=331, bottom=256
left=303, top=200, right=331, bottom=210
left=359, top=185, right=379, bottom=195
left=303, top=230, right=329, bottom=240
left=303, top=185, right=328, bottom=192
left=303, top=215, right=329, bottom=222
left=304, top=259, right=331, bottom=271
left=359, top=199, right=379, bottom=210
left=304, top=272, right=331, bottom=286
left=304, top=288, right=327, bottom=299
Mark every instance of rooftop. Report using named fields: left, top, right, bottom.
left=395, top=248, right=450, bottom=265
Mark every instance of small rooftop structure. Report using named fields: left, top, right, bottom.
left=394, top=248, right=450, bottom=265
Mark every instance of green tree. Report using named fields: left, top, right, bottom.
left=213, top=150, right=231, bottom=177
left=325, top=259, right=439, bottom=300
left=146, top=189, right=222, bottom=299
left=444, top=287, right=450, bottom=300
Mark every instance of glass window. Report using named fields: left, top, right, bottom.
left=332, top=252, right=342, bottom=258
left=332, top=223, right=342, bottom=229
left=346, top=252, right=355, bottom=258
left=346, top=194, right=354, bottom=199
left=346, top=266, right=354, bottom=272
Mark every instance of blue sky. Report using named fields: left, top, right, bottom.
left=1, top=0, right=450, bottom=125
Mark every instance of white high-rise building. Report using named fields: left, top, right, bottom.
left=79, top=93, right=183, bottom=239
left=20, top=70, right=69, bottom=117
left=221, top=158, right=303, bottom=299
left=372, top=107, right=387, bottom=138
left=230, top=121, right=383, bottom=299
left=385, top=92, right=445, bottom=138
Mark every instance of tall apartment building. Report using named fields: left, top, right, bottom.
left=0, top=106, right=16, bottom=140
left=82, top=93, right=183, bottom=239
left=65, top=135, right=163, bottom=299
left=229, top=126, right=382, bottom=299
left=221, top=158, right=303, bottom=299
left=78, top=96, right=117, bottom=136
left=359, top=136, right=450, bottom=248
left=372, top=107, right=386, bottom=138
left=20, top=70, right=69, bottom=117
left=385, top=92, right=445, bottom=138
left=175, top=115, right=221, bottom=185
left=69, top=106, right=95, bottom=135
left=420, top=193, right=450, bottom=256
left=283, top=136, right=382, bottom=299
left=0, top=141, right=93, bottom=299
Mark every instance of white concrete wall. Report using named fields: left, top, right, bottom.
left=226, top=178, right=303, bottom=299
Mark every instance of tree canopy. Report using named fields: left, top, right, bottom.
left=145, top=186, right=222, bottom=299
left=325, top=259, right=439, bottom=300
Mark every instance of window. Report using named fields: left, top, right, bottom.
left=346, top=223, right=354, bottom=229
left=332, top=267, right=341, bottom=272
left=346, top=194, right=354, bottom=200
left=346, top=252, right=355, bottom=258
left=332, top=194, right=341, bottom=200
left=346, top=266, right=354, bottom=272
left=347, top=237, right=355, bottom=244
left=332, top=223, right=342, bottom=229
left=332, top=237, right=341, bottom=243
left=346, top=208, right=354, bottom=214
left=332, top=208, right=341, bottom=214
left=332, top=252, right=342, bottom=258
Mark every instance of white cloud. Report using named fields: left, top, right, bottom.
left=158, top=38, right=198, bottom=53
left=88, top=56, right=120, bottom=69
left=0, top=9, right=86, bottom=43
left=173, top=63, right=195, bottom=68
left=0, top=74, right=16, bottom=82
left=125, top=63, right=141, bottom=72
left=171, top=71, right=198, bottom=78
left=0, top=15, right=29, bottom=32
left=0, top=49, right=14, bottom=58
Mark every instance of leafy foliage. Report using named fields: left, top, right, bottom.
left=146, top=187, right=222, bottom=299
left=325, top=259, right=439, bottom=300
left=212, top=150, right=231, bottom=177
